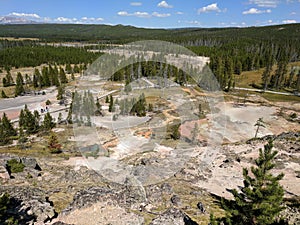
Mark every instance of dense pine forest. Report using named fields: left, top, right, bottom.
left=0, top=23, right=300, bottom=92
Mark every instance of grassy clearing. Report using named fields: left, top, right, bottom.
left=49, top=192, right=74, bottom=213
left=229, top=89, right=299, bottom=103
left=261, top=93, right=300, bottom=102
left=0, top=125, right=78, bottom=158
left=0, top=86, right=16, bottom=98
left=235, top=70, right=263, bottom=88
left=235, top=62, right=300, bottom=90
left=0, top=37, right=40, bottom=41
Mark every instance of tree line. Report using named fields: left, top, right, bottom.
left=1, top=64, right=86, bottom=98
left=0, top=45, right=102, bottom=68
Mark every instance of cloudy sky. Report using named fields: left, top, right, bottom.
left=1, top=0, right=299, bottom=28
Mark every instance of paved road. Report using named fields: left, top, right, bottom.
left=234, top=87, right=296, bottom=96
left=0, top=87, right=57, bottom=111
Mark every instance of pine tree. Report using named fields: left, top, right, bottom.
left=48, top=132, right=62, bottom=153
left=108, top=95, right=114, bottom=112
left=19, top=109, right=25, bottom=127
left=18, top=127, right=27, bottom=148
left=56, top=85, right=64, bottom=101
left=296, top=70, right=300, bottom=92
left=42, top=66, right=50, bottom=87
left=1, top=113, right=17, bottom=137
left=33, top=68, right=41, bottom=88
left=42, top=112, right=55, bottom=131
left=0, top=113, right=17, bottom=145
left=15, top=72, right=24, bottom=96
left=221, top=140, right=284, bottom=225
left=5, top=71, right=14, bottom=86
left=59, top=67, right=68, bottom=84
left=1, top=90, right=8, bottom=98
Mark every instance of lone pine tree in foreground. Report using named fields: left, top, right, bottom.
left=211, top=140, right=285, bottom=225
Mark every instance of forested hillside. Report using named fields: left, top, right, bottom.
left=0, top=23, right=300, bottom=91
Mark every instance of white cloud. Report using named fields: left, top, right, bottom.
left=9, top=12, right=40, bottom=18
left=53, top=16, right=103, bottom=24
left=117, top=11, right=130, bottom=16
left=134, top=12, right=151, bottom=18
left=5, top=12, right=104, bottom=24
left=43, top=17, right=52, bottom=22
left=130, top=2, right=142, bottom=6
left=152, top=12, right=171, bottom=17
left=242, top=8, right=272, bottom=14
left=248, top=0, right=279, bottom=8
left=80, top=17, right=104, bottom=22
left=198, top=3, right=221, bottom=14
left=290, top=11, right=297, bottom=15
left=178, top=20, right=201, bottom=25
left=157, top=1, right=173, bottom=8
left=117, top=11, right=151, bottom=18
left=55, top=17, right=74, bottom=23
left=176, top=12, right=183, bottom=15
left=282, top=19, right=297, bottom=23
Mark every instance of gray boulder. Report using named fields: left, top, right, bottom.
left=150, top=207, right=198, bottom=225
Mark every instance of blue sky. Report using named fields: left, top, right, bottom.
left=0, top=0, right=299, bottom=28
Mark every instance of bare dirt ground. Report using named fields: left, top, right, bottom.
left=51, top=201, right=144, bottom=225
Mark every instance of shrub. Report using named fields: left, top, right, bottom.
left=6, top=159, right=25, bottom=173
left=45, top=100, right=51, bottom=105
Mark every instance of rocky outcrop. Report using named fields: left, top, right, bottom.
left=62, top=186, right=112, bottom=213
left=0, top=155, right=42, bottom=179
left=0, top=165, right=10, bottom=179
left=150, top=207, right=199, bottom=225
left=0, top=186, right=56, bottom=224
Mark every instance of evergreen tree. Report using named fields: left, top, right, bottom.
left=56, top=85, right=64, bottom=101
left=15, top=72, right=24, bottom=96
left=48, top=132, right=62, bottom=153
left=57, top=112, right=63, bottom=124
left=42, top=66, right=50, bottom=87
left=33, top=68, right=41, bottom=88
left=0, top=113, right=17, bottom=145
left=108, top=95, right=114, bottom=112
left=2, top=77, right=8, bottom=87
left=66, top=63, right=72, bottom=73
left=59, top=67, right=68, bottom=84
left=220, top=140, right=284, bottom=225
left=296, top=70, right=300, bottom=92
left=18, top=127, right=27, bottom=148
left=42, top=112, right=55, bottom=131
left=5, top=71, right=14, bottom=86
left=22, top=106, right=40, bottom=134
left=1, top=113, right=17, bottom=137
left=19, top=109, right=25, bottom=127
left=235, top=60, right=243, bottom=75
left=1, top=90, right=8, bottom=98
